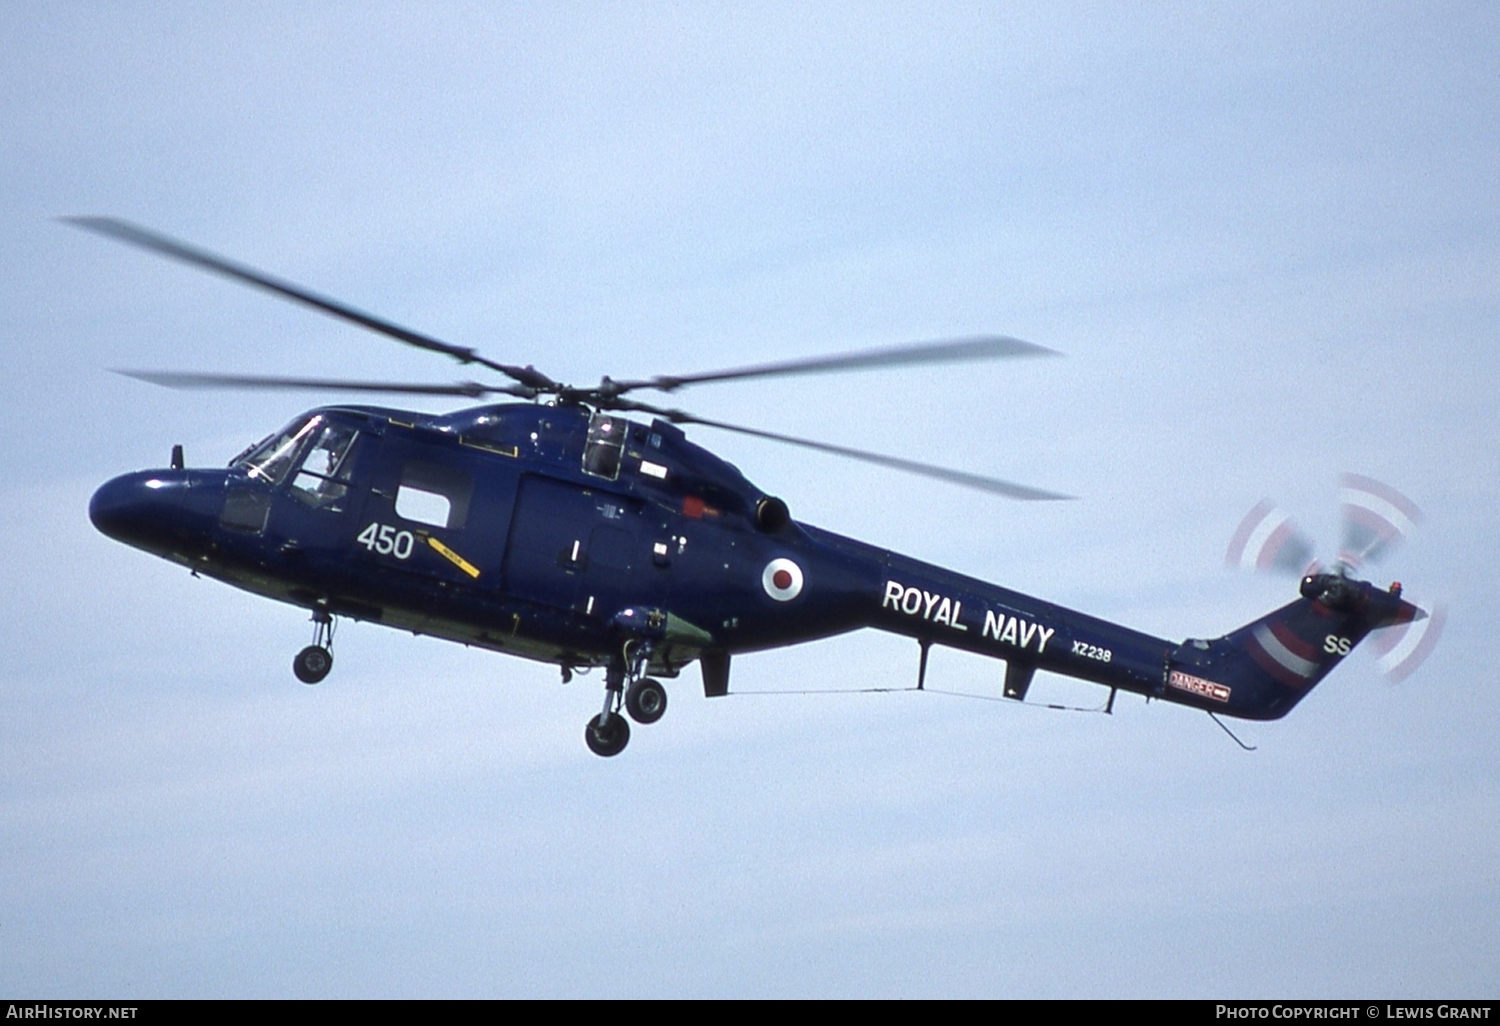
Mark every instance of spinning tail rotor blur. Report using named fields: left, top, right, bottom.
left=1226, top=474, right=1445, bottom=683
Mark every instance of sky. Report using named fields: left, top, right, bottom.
left=2, top=2, right=1497, bottom=998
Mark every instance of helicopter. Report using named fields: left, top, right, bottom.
left=72, top=217, right=1433, bottom=757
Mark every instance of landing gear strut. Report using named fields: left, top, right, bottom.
left=583, top=638, right=668, bottom=756
left=585, top=659, right=631, bottom=757
left=294, top=610, right=335, bottom=685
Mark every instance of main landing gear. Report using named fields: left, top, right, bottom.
left=585, top=705, right=630, bottom=757
left=626, top=677, right=667, bottom=724
left=584, top=639, right=668, bottom=757
left=293, top=610, right=335, bottom=685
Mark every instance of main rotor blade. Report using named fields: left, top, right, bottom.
left=61, top=216, right=558, bottom=392
left=116, top=370, right=529, bottom=398
left=618, top=400, right=1072, bottom=501
left=606, top=335, right=1058, bottom=397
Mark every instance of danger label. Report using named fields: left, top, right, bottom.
left=1168, top=670, right=1231, bottom=703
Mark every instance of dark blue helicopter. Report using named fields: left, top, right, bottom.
left=73, top=218, right=1430, bottom=757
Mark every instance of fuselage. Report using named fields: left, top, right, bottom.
left=90, top=401, right=1422, bottom=720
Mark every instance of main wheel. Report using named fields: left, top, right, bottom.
left=625, top=678, right=668, bottom=724
left=293, top=645, right=333, bottom=685
left=585, top=713, right=630, bottom=757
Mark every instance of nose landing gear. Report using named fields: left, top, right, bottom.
left=293, top=609, right=335, bottom=685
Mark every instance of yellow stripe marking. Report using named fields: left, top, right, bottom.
left=426, top=535, right=481, bottom=579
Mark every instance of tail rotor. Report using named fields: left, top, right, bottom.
left=1338, top=472, right=1422, bottom=573
left=1366, top=597, right=1447, bottom=682
left=1225, top=499, right=1318, bottom=576
left=1226, top=475, right=1444, bottom=682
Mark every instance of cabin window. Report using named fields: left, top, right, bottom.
left=582, top=412, right=625, bottom=481
left=291, top=422, right=359, bottom=507
left=395, top=461, right=472, bottom=530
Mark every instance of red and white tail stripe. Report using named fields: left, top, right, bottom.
left=1226, top=500, right=1315, bottom=575
left=1248, top=620, right=1323, bottom=687
left=1339, top=473, right=1421, bottom=570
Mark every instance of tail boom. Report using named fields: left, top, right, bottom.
left=843, top=535, right=1423, bottom=719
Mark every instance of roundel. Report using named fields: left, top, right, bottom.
left=761, top=558, right=804, bottom=602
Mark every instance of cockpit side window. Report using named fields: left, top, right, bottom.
left=291, top=422, right=359, bottom=508
left=235, top=416, right=318, bottom=485
left=582, top=412, right=625, bottom=481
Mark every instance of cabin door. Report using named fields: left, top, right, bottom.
left=503, top=474, right=644, bottom=618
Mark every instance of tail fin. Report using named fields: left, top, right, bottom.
left=1167, top=574, right=1424, bottom=720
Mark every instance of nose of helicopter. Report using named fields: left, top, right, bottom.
left=89, top=470, right=193, bottom=550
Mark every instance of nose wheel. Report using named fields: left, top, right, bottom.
left=293, top=610, right=335, bottom=685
